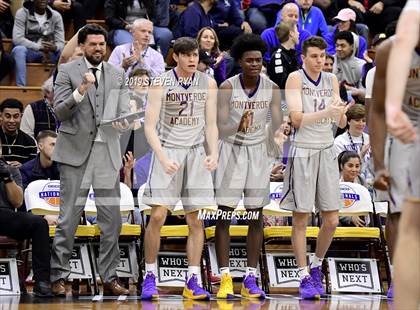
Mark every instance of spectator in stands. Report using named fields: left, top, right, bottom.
left=325, top=8, right=367, bottom=59
left=173, top=0, right=215, bottom=40
left=49, top=0, right=86, bottom=31
left=347, top=0, right=402, bottom=35
left=261, top=2, right=311, bottom=63
left=333, top=31, right=366, bottom=102
left=104, top=0, right=173, bottom=58
left=338, top=151, right=368, bottom=227
left=108, top=19, right=165, bottom=78
left=0, top=99, right=37, bottom=168
left=334, top=104, right=371, bottom=183
left=19, top=130, right=59, bottom=189
left=267, top=20, right=300, bottom=90
left=0, top=31, right=14, bottom=82
left=12, top=0, right=64, bottom=86
left=209, top=0, right=252, bottom=51
left=0, top=0, right=13, bottom=37
left=20, top=76, right=57, bottom=139
left=276, top=0, right=329, bottom=38
left=0, top=154, right=53, bottom=297
left=196, top=27, right=226, bottom=85
left=323, top=53, right=354, bottom=104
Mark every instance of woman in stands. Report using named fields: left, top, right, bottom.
left=325, top=8, right=367, bottom=59
left=334, top=104, right=371, bottom=185
left=196, top=27, right=226, bottom=86
left=338, top=151, right=368, bottom=227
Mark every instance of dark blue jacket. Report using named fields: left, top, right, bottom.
left=173, top=1, right=214, bottom=39
left=210, top=0, right=243, bottom=27
left=19, top=154, right=60, bottom=189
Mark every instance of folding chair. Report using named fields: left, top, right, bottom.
left=327, top=182, right=389, bottom=292
left=24, top=180, right=97, bottom=295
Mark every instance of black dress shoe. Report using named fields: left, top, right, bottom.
left=33, top=281, right=53, bottom=297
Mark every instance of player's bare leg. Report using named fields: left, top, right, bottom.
left=394, top=199, right=420, bottom=309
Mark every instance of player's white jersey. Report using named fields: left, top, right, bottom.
left=155, top=69, right=209, bottom=148
left=291, top=69, right=335, bottom=149
left=224, top=73, right=274, bottom=145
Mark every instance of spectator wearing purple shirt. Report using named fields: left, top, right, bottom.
left=261, top=2, right=311, bottom=63
left=108, top=19, right=165, bottom=78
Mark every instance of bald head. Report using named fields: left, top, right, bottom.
left=281, top=3, right=299, bottom=24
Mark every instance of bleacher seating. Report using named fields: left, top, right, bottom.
left=0, top=86, right=42, bottom=108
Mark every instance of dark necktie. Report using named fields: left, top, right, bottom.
left=90, top=68, right=99, bottom=88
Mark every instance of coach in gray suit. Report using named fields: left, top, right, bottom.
left=50, top=24, right=131, bottom=296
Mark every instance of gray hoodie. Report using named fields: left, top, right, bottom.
left=12, top=1, right=64, bottom=52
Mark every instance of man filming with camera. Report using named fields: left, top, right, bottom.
left=0, top=153, right=52, bottom=297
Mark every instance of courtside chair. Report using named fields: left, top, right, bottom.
left=326, top=182, right=388, bottom=293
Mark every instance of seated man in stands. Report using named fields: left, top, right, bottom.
left=20, top=130, right=59, bottom=189
left=12, top=0, right=64, bottom=86
left=105, top=0, right=173, bottom=58
left=108, top=19, right=165, bottom=78
left=333, top=31, right=366, bottom=103
left=0, top=153, right=52, bottom=297
left=21, top=76, right=58, bottom=139
left=0, top=99, right=37, bottom=168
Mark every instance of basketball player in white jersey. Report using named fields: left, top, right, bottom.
left=372, top=1, right=420, bottom=307
left=141, top=37, right=218, bottom=300
left=282, top=36, right=348, bottom=299
left=214, top=34, right=283, bottom=299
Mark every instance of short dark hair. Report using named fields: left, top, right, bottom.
left=230, top=33, right=267, bottom=61
left=338, top=151, right=361, bottom=171
left=0, top=98, right=23, bottom=112
left=173, top=37, right=199, bottom=55
left=302, top=36, right=327, bottom=55
left=36, top=130, right=57, bottom=143
left=334, top=31, right=354, bottom=45
left=78, top=24, right=108, bottom=44
left=326, top=53, right=334, bottom=62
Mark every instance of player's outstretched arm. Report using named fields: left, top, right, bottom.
left=385, top=8, right=419, bottom=114
left=204, top=78, right=219, bottom=171
left=370, top=40, right=392, bottom=190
